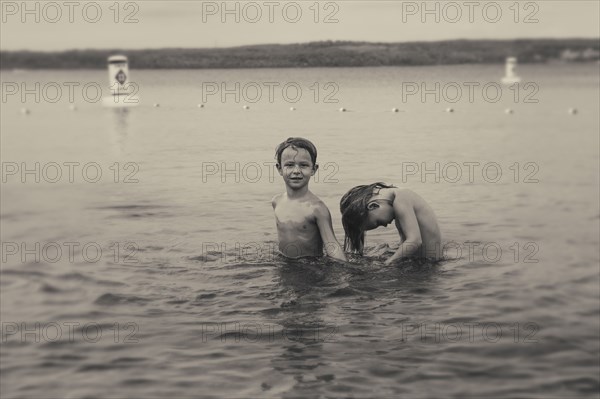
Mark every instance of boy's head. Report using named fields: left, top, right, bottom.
left=275, top=137, right=318, bottom=190
left=340, top=182, right=394, bottom=254
left=275, top=137, right=317, bottom=167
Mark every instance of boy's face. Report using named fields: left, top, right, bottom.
left=364, top=200, right=394, bottom=230
left=277, top=146, right=317, bottom=190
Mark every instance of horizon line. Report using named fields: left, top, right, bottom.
left=2, top=37, right=599, bottom=53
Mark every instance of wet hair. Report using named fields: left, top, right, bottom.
left=340, top=182, right=395, bottom=254
left=275, top=137, right=317, bottom=167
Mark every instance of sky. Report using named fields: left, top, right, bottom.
left=1, top=0, right=599, bottom=51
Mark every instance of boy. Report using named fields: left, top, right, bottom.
left=340, top=183, right=441, bottom=265
left=272, top=137, right=347, bottom=262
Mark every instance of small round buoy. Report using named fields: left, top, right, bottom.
left=153, top=103, right=160, bottom=107
left=20, top=108, right=30, bottom=115
left=339, top=107, right=346, bottom=112
left=445, top=107, right=454, bottom=113
left=243, top=105, right=250, bottom=110
left=69, top=104, right=77, bottom=111
left=504, top=108, right=513, bottom=114
left=392, top=108, right=399, bottom=113
left=290, top=107, right=296, bottom=111
left=568, top=107, right=578, bottom=115
left=197, top=104, right=204, bottom=108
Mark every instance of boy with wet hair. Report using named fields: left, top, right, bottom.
left=272, top=137, right=347, bottom=262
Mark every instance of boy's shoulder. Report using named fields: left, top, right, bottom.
left=271, top=193, right=283, bottom=208
left=307, top=194, right=332, bottom=217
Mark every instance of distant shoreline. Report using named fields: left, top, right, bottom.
left=1, top=39, right=598, bottom=70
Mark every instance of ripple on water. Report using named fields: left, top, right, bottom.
left=39, top=283, right=66, bottom=293
left=326, top=286, right=361, bottom=297
left=92, top=203, right=176, bottom=219
left=195, top=292, right=217, bottom=300
left=59, top=272, right=126, bottom=287
left=94, top=293, right=153, bottom=306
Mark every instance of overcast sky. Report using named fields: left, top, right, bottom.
left=1, top=1, right=599, bottom=51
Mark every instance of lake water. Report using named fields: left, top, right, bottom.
left=1, top=64, right=599, bottom=398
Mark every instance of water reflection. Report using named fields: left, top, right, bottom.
left=268, top=260, right=334, bottom=394
left=108, top=107, right=130, bottom=155
left=266, top=254, right=446, bottom=395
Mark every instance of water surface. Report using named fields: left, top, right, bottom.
left=1, top=65, right=599, bottom=398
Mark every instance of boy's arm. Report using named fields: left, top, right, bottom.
left=385, top=200, right=422, bottom=265
left=271, top=194, right=280, bottom=209
left=315, top=203, right=348, bottom=262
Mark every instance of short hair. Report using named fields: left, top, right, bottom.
left=275, top=137, right=317, bottom=166
left=340, top=182, right=394, bottom=254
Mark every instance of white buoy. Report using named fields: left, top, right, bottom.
left=504, top=108, right=514, bottom=114
left=392, top=108, right=399, bottom=113
left=339, top=107, right=346, bottom=112
left=290, top=107, right=296, bottom=111
left=501, top=57, right=521, bottom=85
left=445, top=107, right=454, bottom=113
left=20, top=108, right=30, bottom=115
left=102, top=55, right=139, bottom=108
left=69, top=104, right=77, bottom=111
left=568, top=108, right=578, bottom=115
left=197, top=104, right=204, bottom=108
left=153, top=103, right=160, bottom=107
left=243, top=105, right=250, bottom=110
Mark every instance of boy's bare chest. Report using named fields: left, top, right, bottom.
left=274, top=201, right=316, bottom=226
